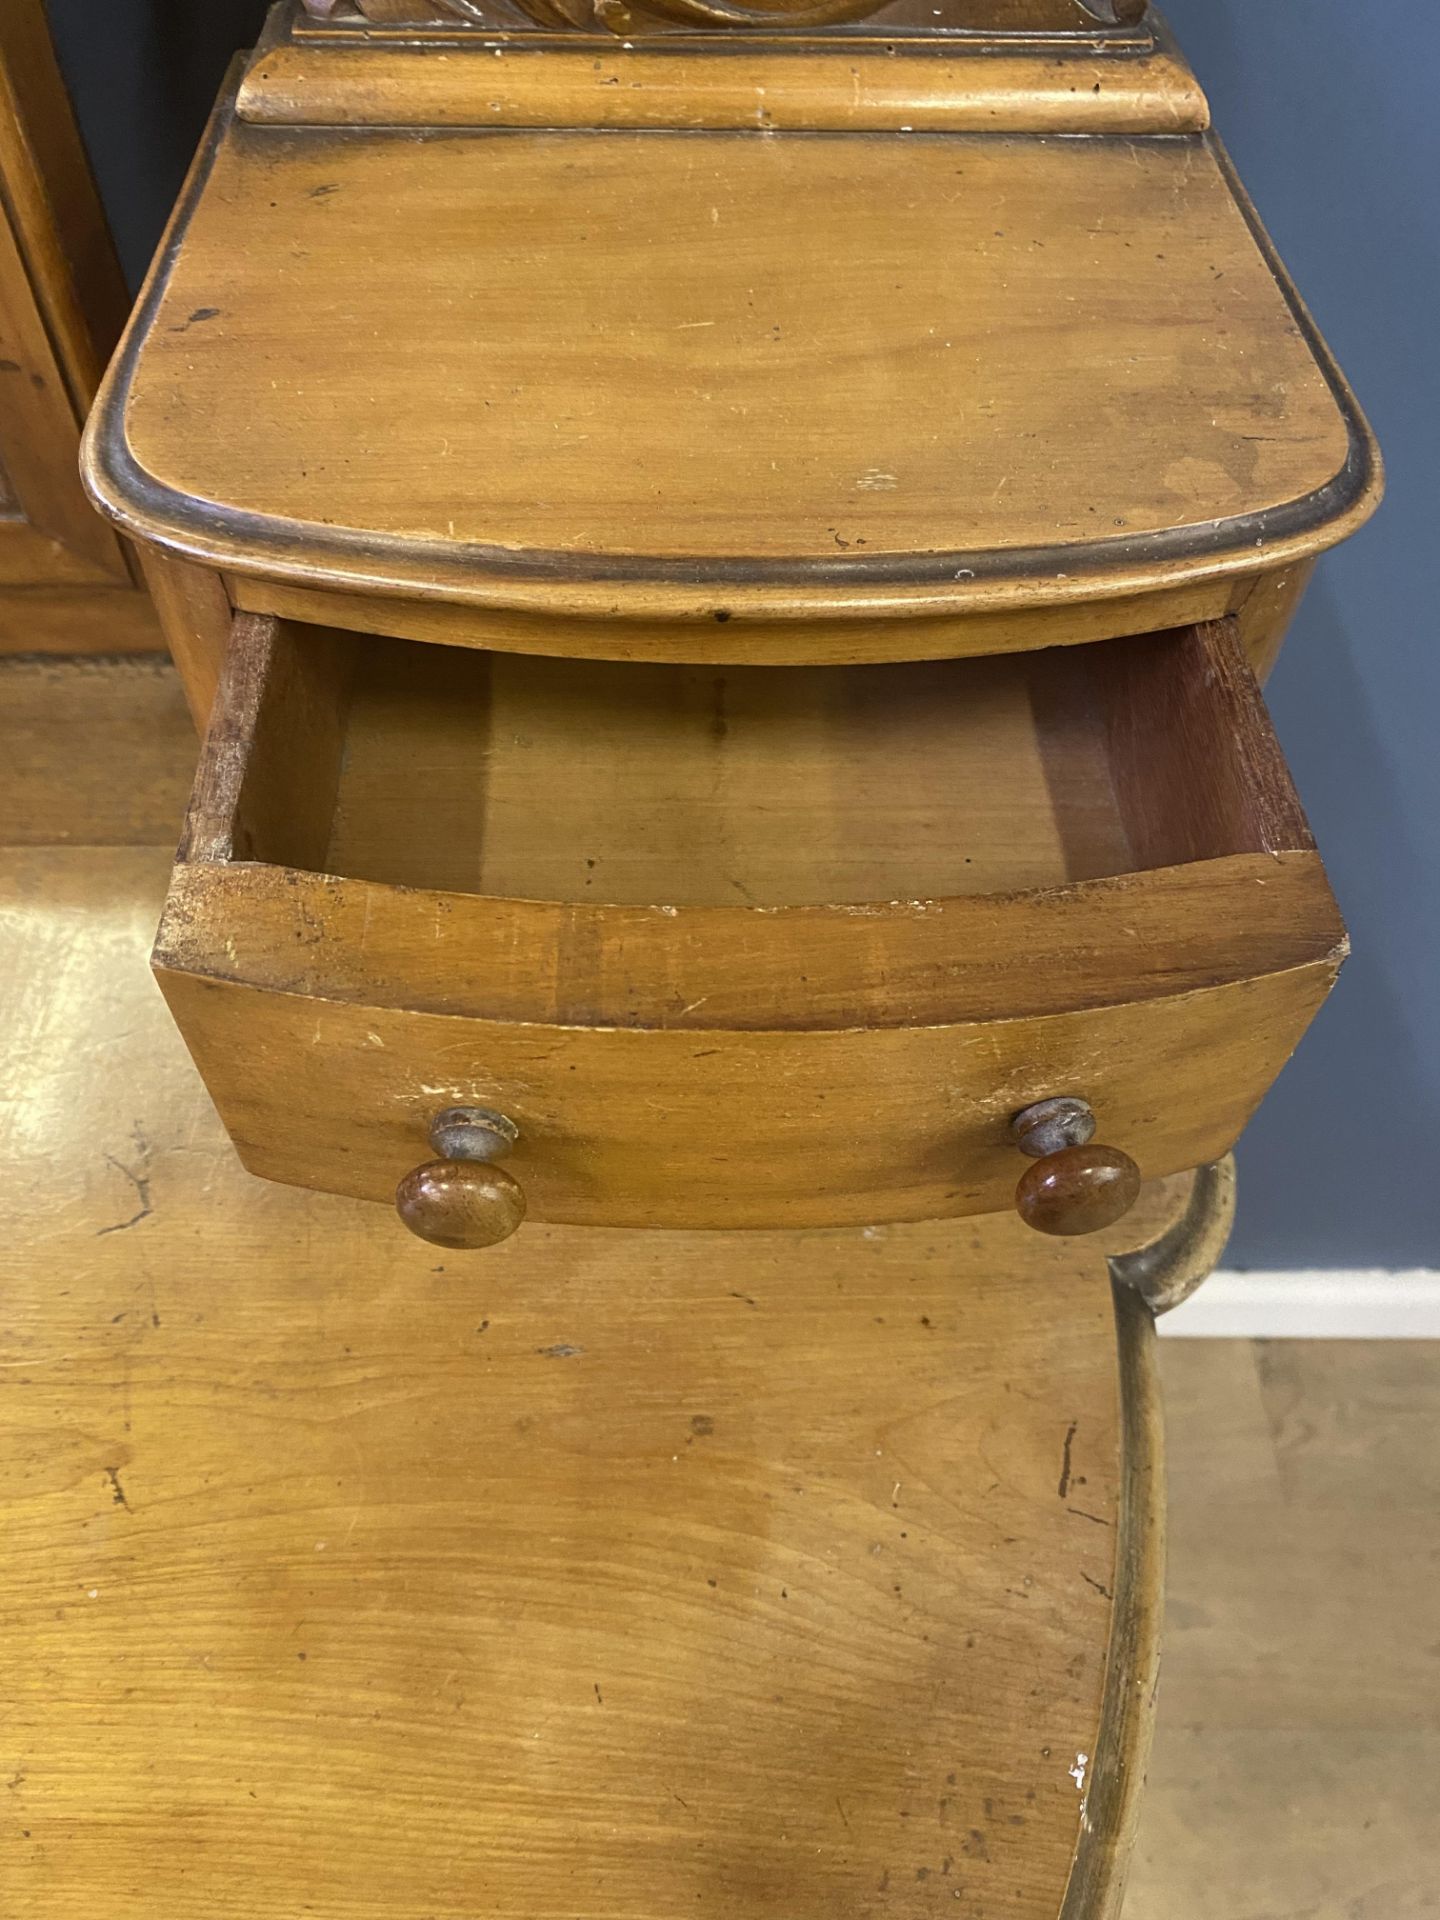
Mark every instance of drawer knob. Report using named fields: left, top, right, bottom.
left=1011, top=1098, right=1141, bottom=1238
left=395, top=1107, right=526, bottom=1250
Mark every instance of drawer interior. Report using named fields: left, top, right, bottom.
left=164, top=609, right=1343, bottom=1229
left=207, top=617, right=1311, bottom=909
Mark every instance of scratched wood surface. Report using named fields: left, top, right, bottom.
left=150, top=613, right=1342, bottom=1230
left=243, top=0, right=1209, bottom=137
left=84, top=110, right=1378, bottom=635
left=0, top=656, right=1157, bottom=1920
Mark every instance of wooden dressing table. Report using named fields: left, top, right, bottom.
left=65, top=3, right=1380, bottom=1913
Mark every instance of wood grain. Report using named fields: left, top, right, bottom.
left=1079, top=618, right=1314, bottom=871
left=241, top=9, right=1209, bottom=136
left=137, top=551, right=234, bottom=728
left=153, top=962, right=1337, bottom=1229
left=150, top=613, right=1345, bottom=1229
left=191, top=615, right=1327, bottom=910
left=1147, top=1340, right=1440, bottom=1739
left=0, top=653, right=192, bottom=845
left=0, top=0, right=143, bottom=614
left=0, top=584, right=161, bottom=654
left=0, top=189, right=126, bottom=584
left=0, top=812, right=1162, bottom=1920
left=1255, top=1341, right=1440, bottom=1510
left=1062, top=1283, right=1160, bottom=1920
left=157, top=854, right=1344, bottom=1032
left=324, top=638, right=1087, bottom=905
left=1131, top=1339, right=1440, bottom=1917
left=1231, top=559, right=1317, bottom=684
left=227, top=571, right=1241, bottom=671
left=84, top=109, right=1378, bottom=639
left=0, top=0, right=130, bottom=399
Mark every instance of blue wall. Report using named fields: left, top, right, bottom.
left=45, top=0, right=271, bottom=290
left=1164, top=1, right=1440, bottom=1267
left=48, top=1, right=1438, bottom=1267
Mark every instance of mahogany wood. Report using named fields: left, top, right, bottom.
left=395, top=1157, right=528, bottom=1246
left=1016, top=1146, right=1144, bottom=1239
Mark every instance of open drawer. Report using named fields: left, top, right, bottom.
left=154, top=613, right=1345, bottom=1236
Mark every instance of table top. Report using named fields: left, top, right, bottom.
left=0, top=655, right=1165, bottom=1919
left=84, top=82, right=1378, bottom=628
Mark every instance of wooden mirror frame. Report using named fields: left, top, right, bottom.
left=296, top=0, right=1150, bottom=38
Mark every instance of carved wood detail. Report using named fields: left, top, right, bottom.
left=299, top=0, right=884, bottom=31
left=297, top=0, right=1148, bottom=36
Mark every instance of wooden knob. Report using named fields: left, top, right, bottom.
left=1015, top=1145, right=1142, bottom=1238
left=396, top=1159, right=526, bottom=1250
left=395, top=1106, right=525, bottom=1250
left=1010, top=1097, right=1141, bottom=1237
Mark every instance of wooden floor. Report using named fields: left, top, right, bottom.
left=1126, top=1338, right=1440, bottom=1920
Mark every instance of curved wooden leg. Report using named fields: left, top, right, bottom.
left=1108, top=1154, right=1237, bottom=1317
left=1059, top=1281, right=1164, bottom=1919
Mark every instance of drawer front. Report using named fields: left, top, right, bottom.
left=159, top=961, right=1334, bottom=1230
left=154, top=609, right=1345, bottom=1234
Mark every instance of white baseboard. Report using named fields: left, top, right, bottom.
left=1157, top=1270, right=1440, bottom=1339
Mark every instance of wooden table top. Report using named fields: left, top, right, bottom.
left=0, top=657, right=1162, bottom=1920
left=84, top=100, right=1377, bottom=626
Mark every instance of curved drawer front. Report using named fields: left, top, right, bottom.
left=153, top=612, right=1345, bottom=1229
